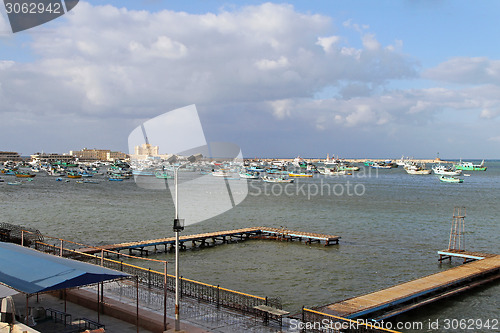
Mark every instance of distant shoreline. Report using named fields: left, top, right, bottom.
left=245, top=157, right=460, bottom=164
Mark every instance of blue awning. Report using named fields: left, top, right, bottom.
left=0, top=242, right=129, bottom=294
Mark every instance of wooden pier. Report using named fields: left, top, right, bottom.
left=78, top=227, right=340, bottom=256
left=316, top=253, right=500, bottom=321
left=438, top=249, right=496, bottom=263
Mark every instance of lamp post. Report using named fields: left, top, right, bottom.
left=171, top=154, right=201, bottom=331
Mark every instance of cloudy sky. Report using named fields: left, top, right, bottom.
left=1, top=0, right=499, bottom=159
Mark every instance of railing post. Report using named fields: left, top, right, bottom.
left=100, top=249, right=104, bottom=266
left=217, top=285, right=220, bottom=309
left=301, top=306, right=305, bottom=333
left=148, top=269, right=151, bottom=289
left=180, top=275, right=183, bottom=298
left=21, top=230, right=24, bottom=246
left=163, top=261, right=167, bottom=332
left=60, top=239, right=63, bottom=256
left=120, top=261, right=123, bottom=271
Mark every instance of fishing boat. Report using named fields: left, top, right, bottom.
left=0, top=177, right=4, bottom=183
left=288, top=172, right=313, bottom=177
left=439, top=175, right=464, bottom=183
left=108, top=173, right=128, bottom=179
left=15, top=171, right=36, bottom=178
left=369, top=162, right=392, bottom=169
left=47, top=168, right=64, bottom=177
left=7, top=181, right=22, bottom=185
left=108, top=177, right=124, bottom=181
left=292, top=156, right=308, bottom=168
left=262, top=175, right=294, bottom=183
left=155, top=170, right=173, bottom=179
left=432, top=164, right=462, bottom=176
left=239, top=171, right=260, bottom=179
left=67, top=171, right=82, bottom=179
left=212, top=170, right=230, bottom=177
left=338, top=163, right=360, bottom=172
left=404, top=163, right=431, bottom=175
left=454, top=159, right=487, bottom=171
left=318, top=168, right=347, bottom=176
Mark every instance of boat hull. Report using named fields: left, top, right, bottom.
left=439, top=176, right=464, bottom=183
left=455, top=166, right=487, bottom=171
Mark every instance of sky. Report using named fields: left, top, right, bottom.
left=1, top=0, right=499, bottom=159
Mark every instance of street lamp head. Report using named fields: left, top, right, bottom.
left=173, top=218, right=184, bottom=232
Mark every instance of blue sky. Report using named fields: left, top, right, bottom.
left=1, top=1, right=499, bottom=158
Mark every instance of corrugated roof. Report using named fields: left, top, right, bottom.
left=0, top=242, right=129, bottom=294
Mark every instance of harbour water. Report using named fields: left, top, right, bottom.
left=1, top=160, right=499, bottom=332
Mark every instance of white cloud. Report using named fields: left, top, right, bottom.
left=316, top=36, right=341, bottom=53
left=480, top=109, right=500, bottom=119
left=270, top=99, right=292, bottom=119
left=362, top=33, right=380, bottom=51
left=0, top=2, right=417, bottom=120
left=255, top=56, right=289, bottom=70
left=423, top=57, right=500, bottom=85
left=4, top=2, right=498, bottom=157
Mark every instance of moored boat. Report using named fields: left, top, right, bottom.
left=239, top=171, right=260, bottom=179
left=288, top=172, right=313, bottom=177
left=67, top=172, right=82, bottom=179
left=262, top=175, right=294, bottom=183
left=432, top=164, right=462, bottom=176
left=439, top=175, right=464, bottom=183
left=318, top=168, right=347, bottom=176
left=370, top=162, right=392, bottom=169
left=454, top=159, right=487, bottom=171
left=338, top=163, right=360, bottom=171
left=212, top=170, right=230, bottom=177
left=155, top=170, right=173, bottom=179
left=15, top=171, right=36, bottom=178
left=404, top=162, right=431, bottom=175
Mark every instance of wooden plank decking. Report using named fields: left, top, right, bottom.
left=318, top=254, right=500, bottom=320
left=78, top=227, right=340, bottom=255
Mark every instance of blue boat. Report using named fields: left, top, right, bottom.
left=108, top=177, right=124, bottom=181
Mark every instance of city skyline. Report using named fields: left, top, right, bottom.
left=1, top=1, right=500, bottom=159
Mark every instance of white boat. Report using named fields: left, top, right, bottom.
left=318, top=168, right=347, bottom=176
left=212, top=170, right=230, bottom=177
left=432, top=164, right=462, bottom=176
left=262, top=175, right=294, bottom=183
left=404, top=163, right=431, bottom=175
left=46, top=168, right=65, bottom=177
left=239, top=171, right=260, bottom=179
left=439, top=175, right=464, bottom=183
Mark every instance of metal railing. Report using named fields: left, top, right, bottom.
left=31, top=238, right=275, bottom=317
left=301, top=308, right=401, bottom=333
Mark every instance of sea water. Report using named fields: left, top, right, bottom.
left=1, top=161, right=498, bottom=332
